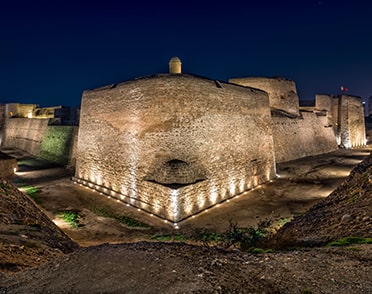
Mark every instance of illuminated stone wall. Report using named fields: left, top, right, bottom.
left=272, top=111, right=338, bottom=163
left=2, top=118, right=77, bottom=165
left=228, top=78, right=339, bottom=162
left=3, top=118, right=50, bottom=155
left=75, top=74, right=276, bottom=222
left=316, top=94, right=339, bottom=128
left=338, top=95, right=366, bottom=148
left=316, top=94, right=366, bottom=148
left=67, top=127, right=80, bottom=167
left=229, top=77, right=300, bottom=117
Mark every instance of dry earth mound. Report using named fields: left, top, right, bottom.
left=1, top=242, right=371, bottom=293
left=0, top=179, right=79, bottom=273
left=269, top=153, right=372, bottom=248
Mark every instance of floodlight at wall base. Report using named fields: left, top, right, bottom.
left=71, top=176, right=275, bottom=228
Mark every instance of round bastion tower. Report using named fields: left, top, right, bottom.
left=169, top=56, right=182, bottom=74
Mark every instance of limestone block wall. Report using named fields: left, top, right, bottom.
left=2, top=118, right=77, bottom=165
left=316, top=94, right=335, bottom=112
left=3, top=118, right=50, bottom=156
left=67, top=126, right=80, bottom=168
left=315, top=94, right=339, bottom=125
left=229, top=77, right=300, bottom=117
left=338, top=95, right=366, bottom=148
left=75, top=74, right=276, bottom=222
left=315, top=94, right=366, bottom=148
left=272, top=111, right=338, bottom=163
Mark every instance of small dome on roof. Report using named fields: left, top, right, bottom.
left=169, top=56, right=182, bottom=74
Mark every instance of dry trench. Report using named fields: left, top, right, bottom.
left=4, top=146, right=371, bottom=246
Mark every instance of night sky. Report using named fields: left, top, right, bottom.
left=1, top=0, right=371, bottom=107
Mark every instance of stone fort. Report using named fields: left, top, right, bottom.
left=1, top=57, right=366, bottom=224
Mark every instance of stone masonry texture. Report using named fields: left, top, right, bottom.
left=271, top=111, right=338, bottom=163
left=3, top=118, right=77, bottom=165
left=316, top=94, right=366, bottom=148
left=75, top=74, right=277, bottom=222
left=1, top=71, right=366, bottom=223
left=229, top=77, right=300, bottom=117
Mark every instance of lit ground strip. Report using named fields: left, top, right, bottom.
left=71, top=176, right=276, bottom=229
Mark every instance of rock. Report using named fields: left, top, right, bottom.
left=341, top=214, right=352, bottom=223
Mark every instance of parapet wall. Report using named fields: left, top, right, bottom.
left=272, top=111, right=338, bottom=163
left=2, top=118, right=77, bottom=165
left=75, top=74, right=276, bottom=222
left=229, top=77, right=300, bottom=117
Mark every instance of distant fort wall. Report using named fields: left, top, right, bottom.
left=230, top=77, right=339, bottom=162
left=2, top=118, right=77, bottom=165
left=316, top=94, right=366, bottom=148
left=229, top=77, right=300, bottom=117
left=3, top=118, right=49, bottom=156
left=343, top=95, right=367, bottom=147
left=272, top=111, right=338, bottom=163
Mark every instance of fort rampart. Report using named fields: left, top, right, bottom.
left=0, top=58, right=366, bottom=222
left=74, top=74, right=276, bottom=222
left=271, top=111, right=338, bottom=162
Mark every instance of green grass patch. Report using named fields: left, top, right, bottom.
left=327, top=237, right=372, bottom=247
left=345, top=247, right=362, bottom=251
left=248, top=247, right=274, bottom=254
left=277, top=217, right=291, bottom=227
left=20, top=185, right=41, bottom=204
left=149, top=234, right=186, bottom=242
left=117, top=215, right=149, bottom=227
left=194, top=229, right=225, bottom=243
left=192, top=220, right=270, bottom=250
left=89, top=206, right=148, bottom=228
left=22, top=185, right=39, bottom=195
left=349, top=190, right=359, bottom=203
left=89, top=206, right=116, bottom=218
left=59, top=210, right=80, bottom=228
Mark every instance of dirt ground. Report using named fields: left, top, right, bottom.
left=0, top=146, right=371, bottom=293
left=2, top=242, right=371, bottom=294
left=2, top=146, right=370, bottom=246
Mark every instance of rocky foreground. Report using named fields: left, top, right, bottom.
left=268, top=153, right=372, bottom=248
left=0, top=180, right=78, bottom=273
left=0, top=153, right=371, bottom=293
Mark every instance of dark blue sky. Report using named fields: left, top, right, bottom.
left=1, top=0, right=371, bottom=107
